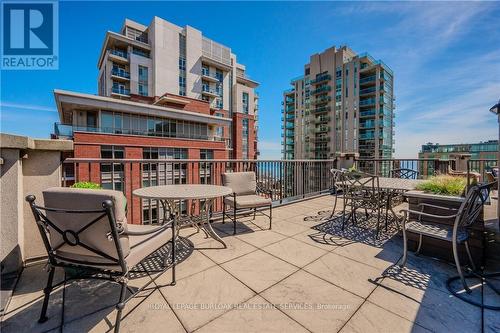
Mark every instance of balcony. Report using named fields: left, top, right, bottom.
left=2, top=149, right=498, bottom=332
left=53, top=123, right=225, bottom=142
left=310, top=85, right=332, bottom=95
left=359, top=75, right=376, bottom=85
left=111, top=68, right=130, bottom=80
left=359, top=86, right=376, bottom=95
left=310, top=73, right=331, bottom=85
left=315, top=126, right=330, bottom=133
left=201, top=69, right=221, bottom=83
left=313, top=95, right=332, bottom=105
left=111, top=86, right=130, bottom=96
left=108, top=49, right=128, bottom=63
left=202, top=86, right=220, bottom=97
left=359, top=98, right=376, bottom=107
left=312, top=106, right=331, bottom=114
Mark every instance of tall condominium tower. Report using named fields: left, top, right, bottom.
left=282, top=46, right=394, bottom=164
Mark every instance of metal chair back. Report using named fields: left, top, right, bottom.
left=391, top=168, right=419, bottom=180
left=26, top=195, right=128, bottom=273
left=455, top=181, right=495, bottom=230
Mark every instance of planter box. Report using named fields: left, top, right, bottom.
left=404, top=190, right=484, bottom=266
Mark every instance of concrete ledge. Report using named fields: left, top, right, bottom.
left=1, top=133, right=73, bottom=151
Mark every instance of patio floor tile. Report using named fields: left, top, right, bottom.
left=221, top=250, right=298, bottom=293
left=333, top=239, right=402, bottom=270
left=195, top=295, right=308, bottom=333
left=235, top=229, right=286, bottom=248
left=292, top=229, right=341, bottom=251
left=267, top=220, right=311, bottom=237
left=261, top=270, right=363, bottom=333
left=160, top=265, right=255, bottom=332
left=155, top=250, right=217, bottom=285
left=339, top=302, right=431, bottom=333
left=1, top=287, right=64, bottom=333
left=303, top=252, right=380, bottom=298
left=198, top=236, right=257, bottom=264
left=262, top=237, right=328, bottom=268
left=368, top=275, right=481, bottom=333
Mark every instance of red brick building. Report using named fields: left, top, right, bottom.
left=54, top=90, right=256, bottom=224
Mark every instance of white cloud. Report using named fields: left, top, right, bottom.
left=0, top=101, right=57, bottom=113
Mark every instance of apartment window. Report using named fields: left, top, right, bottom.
left=242, top=92, right=249, bottom=114
left=179, top=57, right=186, bottom=71
left=216, top=69, right=223, bottom=82
left=100, top=146, right=124, bottom=191
left=126, top=27, right=148, bottom=43
left=215, top=98, right=223, bottom=109
left=242, top=118, right=249, bottom=159
left=336, top=66, right=342, bottom=78
left=202, top=64, right=209, bottom=76
left=138, top=65, right=148, bottom=96
left=142, top=147, right=188, bottom=224
left=200, top=149, right=213, bottom=160
left=179, top=76, right=186, bottom=96
left=132, top=47, right=149, bottom=58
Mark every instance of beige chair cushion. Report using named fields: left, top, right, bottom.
left=224, top=194, right=272, bottom=209
left=125, top=224, right=172, bottom=269
left=222, top=172, right=256, bottom=195
left=43, top=187, right=130, bottom=268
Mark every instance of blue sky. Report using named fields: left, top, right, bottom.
left=2, top=1, right=500, bottom=159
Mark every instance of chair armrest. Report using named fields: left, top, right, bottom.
left=123, top=223, right=172, bottom=236
left=399, top=209, right=458, bottom=220
left=418, top=203, right=459, bottom=212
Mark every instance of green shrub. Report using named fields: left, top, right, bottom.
left=416, top=175, right=467, bottom=196
left=70, top=181, right=101, bottom=189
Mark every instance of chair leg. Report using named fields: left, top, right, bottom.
left=464, top=241, right=476, bottom=271
left=375, top=208, right=381, bottom=239
left=453, top=238, right=471, bottom=293
left=253, top=207, right=257, bottom=220
left=222, top=204, right=226, bottom=224
left=329, top=195, right=338, bottom=219
left=400, top=228, right=408, bottom=267
left=269, top=204, right=272, bottom=230
left=233, top=205, right=237, bottom=235
left=415, top=234, right=423, bottom=256
left=114, top=277, right=128, bottom=333
left=38, top=266, right=56, bottom=323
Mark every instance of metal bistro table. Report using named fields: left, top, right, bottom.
left=362, top=177, right=425, bottom=230
left=133, top=184, right=232, bottom=284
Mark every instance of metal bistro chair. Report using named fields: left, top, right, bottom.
left=341, top=171, right=386, bottom=237
left=391, top=168, right=419, bottom=180
left=399, top=182, right=496, bottom=307
left=26, top=187, right=177, bottom=332
left=327, top=168, right=347, bottom=219
left=222, top=171, right=273, bottom=234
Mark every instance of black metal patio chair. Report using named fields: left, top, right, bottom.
left=340, top=171, right=386, bottom=238
left=26, top=187, right=177, bottom=332
left=399, top=181, right=497, bottom=308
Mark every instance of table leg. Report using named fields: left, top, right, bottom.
left=199, top=198, right=227, bottom=248
left=163, top=199, right=177, bottom=285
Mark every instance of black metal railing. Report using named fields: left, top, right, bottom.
left=62, top=159, right=337, bottom=223
left=354, top=158, right=453, bottom=179
left=468, top=159, right=498, bottom=182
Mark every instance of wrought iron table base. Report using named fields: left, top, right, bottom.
left=161, top=197, right=227, bottom=285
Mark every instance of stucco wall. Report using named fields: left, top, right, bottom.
left=0, top=134, right=72, bottom=275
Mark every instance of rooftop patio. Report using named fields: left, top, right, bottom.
left=2, top=195, right=499, bottom=333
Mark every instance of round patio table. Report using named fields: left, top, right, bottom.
left=133, top=185, right=232, bottom=283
